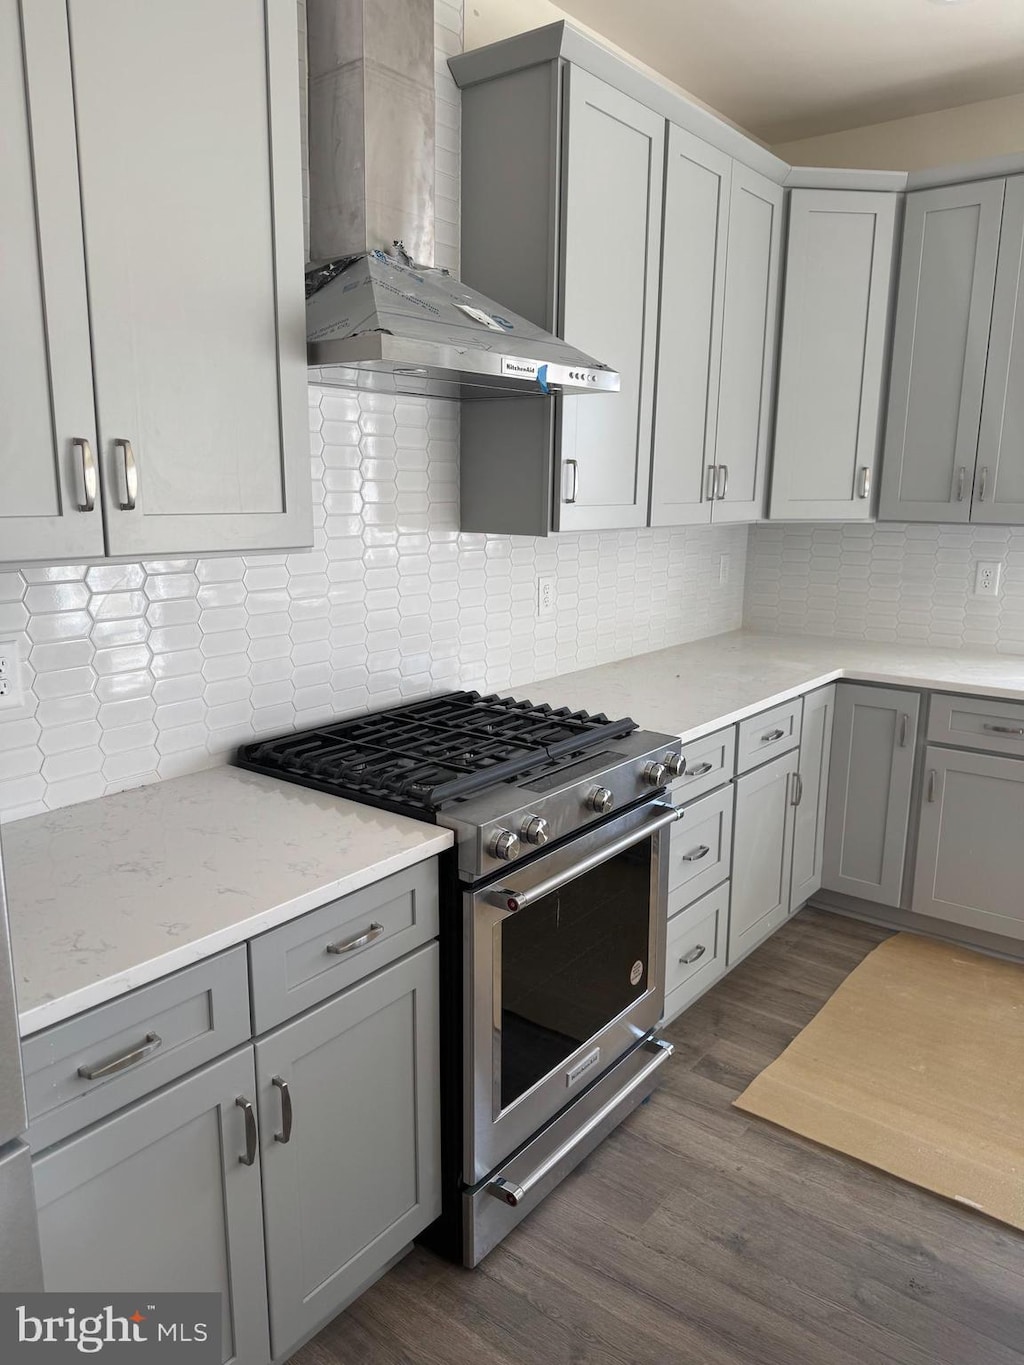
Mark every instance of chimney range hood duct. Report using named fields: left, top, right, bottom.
left=305, top=0, right=620, bottom=400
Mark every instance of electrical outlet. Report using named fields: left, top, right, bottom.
left=718, top=554, right=730, bottom=588
left=536, top=575, right=556, bottom=618
left=0, top=639, right=22, bottom=710
left=974, top=561, right=1002, bottom=598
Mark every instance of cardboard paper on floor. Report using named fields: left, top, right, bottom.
left=734, top=932, right=1024, bottom=1229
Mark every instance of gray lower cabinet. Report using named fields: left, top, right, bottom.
left=255, top=944, right=440, bottom=1359
left=912, top=746, right=1024, bottom=942
left=729, top=748, right=799, bottom=965
left=769, top=190, right=898, bottom=521
left=33, top=1047, right=270, bottom=1365
left=789, top=684, right=835, bottom=911
left=822, top=684, right=920, bottom=906
left=879, top=179, right=1005, bottom=523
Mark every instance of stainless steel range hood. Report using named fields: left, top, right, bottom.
left=305, top=0, right=620, bottom=400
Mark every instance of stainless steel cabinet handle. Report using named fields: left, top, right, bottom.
left=272, top=1075, right=293, bottom=1144
left=564, top=458, right=579, bottom=504
left=927, top=769, right=937, bottom=803
left=236, top=1096, right=258, bottom=1166
left=955, top=465, right=967, bottom=501
left=681, top=844, right=711, bottom=862
left=984, top=723, right=1024, bottom=736
left=679, top=944, right=707, bottom=965
left=762, top=728, right=785, bottom=743
left=77, top=1031, right=161, bottom=1080
left=977, top=465, right=989, bottom=502
left=716, top=464, right=729, bottom=500
left=73, top=437, right=97, bottom=512
left=858, top=466, right=872, bottom=499
left=685, top=762, right=714, bottom=778
left=489, top=804, right=684, bottom=914
left=326, top=922, right=384, bottom=955
left=115, top=438, right=138, bottom=510
left=706, top=465, right=719, bottom=501
left=899, top=713, right=910, bottom=748
left=790, top=772, right=803, bottom=807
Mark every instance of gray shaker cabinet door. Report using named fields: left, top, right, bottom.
left=913, top=746, right=1024, bottom=941
left=256, top=944, right=441, bottom=1360
left=729, top=748, right=799, bottom=966
left=33, top=1048, right=270, bottom=1365
left=66, top=0, right=310, bottom=558
left=790, top=684, right=835, bottom=911
left=879, top=179, right=1004, bottom=523
left=711, top=163, right=783, bottom=524
left=973, top=176, right=1024, bottom=524
left=556, top=66, right=664, bottom=532
left=0, top=0, right=103, bottom=563
left=649, top=127, right=731, bottom=527
left=770, top=191, right=898, bottom=522
left=822, top=684, right=920, bottom=907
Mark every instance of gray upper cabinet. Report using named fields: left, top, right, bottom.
left=0, top=0, right=103, bottom=563
left=879, top=179, right=1004, bottom=523
left=973, top=176, right=1024, bottom=524
left=712, top=164, right=783, bottom=523
left=770, top=190, right=898, bottom=521
left=34, top=1048, right=270, bottom=1365
left=913, top=745, right=1024, bottom=942
left=790, top=684, right=835, bottom=911
left=68, top=0, right=310, bottom=558
left=557, top=67, right=663, bottom=531
left=256, top=944, right=440, bottom=1359
left=822, top=684, right=920, bottom=907
left=3, top=0, right=310, bottom=564
left=649, top=128, right=730, bottom=526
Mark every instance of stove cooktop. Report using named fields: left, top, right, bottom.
left=236, top=690, right=638, bottom=813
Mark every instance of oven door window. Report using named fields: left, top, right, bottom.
left=498, top=838, right=652, bottom=1111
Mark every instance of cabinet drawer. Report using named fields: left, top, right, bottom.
left=249, top=861, right=439, bottom=1033
left=23, top=947, right=250, bottom=1152
left=736, top=698, right=802, bottom=773
left=928, top=693, right=1024, bottom=757
left=670, top=727, right=736, bottom=803
left=667, top=784, right=733, bottom=909
left=665, top=880, right=728, bottom=1007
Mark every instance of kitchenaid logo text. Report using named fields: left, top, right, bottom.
left=0, top=1295, right=220, bottom=1362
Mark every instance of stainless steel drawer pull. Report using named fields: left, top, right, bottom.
left=236, top=1096, right=258, bottom=1166
left=927, top=769, right=937, bottom=804
left=272, top=1075, right=293, bottom=1144
left=984, top=723, right=1024, bottom=736
left=762, top=728, right=785, bottom=743
left=956, top=465, right=967, bottom=501
left=706, top=465, right=719, bottom=502
left=679, top=944, right=707, bottom=965
left=899, top=713, right=910, bottom=748
left=716, top=464, right=729, bottom=500
left=326, top=922, right=384, bottom=955
left=73, top=437, right=97, bottom=512
left=978, top=465, right=989, bottom=502
left=565, top=458, right=579, bottom=504
left=115, top=438, right=138, bottom=510
left=790, top=772, right=803, bottom=807
left=858, top=465, right=871, bottom=499
left=681, top=844, right=711, bottom=862
left=684, top=762, right=714, bottom=778
left=77, top=1031, right=161, bottom=1081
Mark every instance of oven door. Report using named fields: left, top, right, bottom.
left=464, top=798, right=678, bottom=1183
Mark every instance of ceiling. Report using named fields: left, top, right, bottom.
left=527, top=0, right=1024, bottom=144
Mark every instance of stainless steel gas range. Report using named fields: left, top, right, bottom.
left=238, top=691, right=686, bottom=1265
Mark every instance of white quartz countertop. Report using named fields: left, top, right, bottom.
left=515, top=630, right=1024, bottom=742
left=2, top=767, right=452, bottom=1036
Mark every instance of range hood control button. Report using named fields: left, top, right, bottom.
left=520, top=815, right=550, bottom=846
left=489, top=829, right=521, bottom=862
left=586, top=786, right=614, bottom=815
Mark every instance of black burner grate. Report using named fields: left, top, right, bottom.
left=237, top=691, right=637, bottom=810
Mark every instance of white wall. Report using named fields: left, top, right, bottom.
left=0, top=0, right=747, bottom=824
left=774, top=91, right=1024, bottom=171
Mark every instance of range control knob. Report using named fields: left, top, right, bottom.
left=641, top=761, right=669, bottom=788
left=489, top=829, right=521, bottom=862
left=663, top=752, right=687, bottom=778
left=586, top=786, right=615, bottom=815
left=520, top=815, right=550, bottom=846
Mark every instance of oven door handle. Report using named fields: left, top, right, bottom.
left=487, top=803, right=684, bottom=914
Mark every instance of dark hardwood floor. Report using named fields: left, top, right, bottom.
left=293, top=909, right=1024, bottom=1365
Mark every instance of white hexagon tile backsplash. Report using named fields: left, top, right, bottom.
left=0, top=388, right=748, bottom=822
